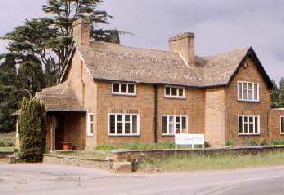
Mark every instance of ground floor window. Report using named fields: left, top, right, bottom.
left=162, top=115, right=188, bottom=135
left=281, top=116, right=284, bottom=134
left=87, top=113, right=94, bottom=136
left=108, top=113, right=140, bottom=136
left=238, top=115, right=260, bottom=135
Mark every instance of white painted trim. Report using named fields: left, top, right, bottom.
left=112, top=82, right=136, bottom=96
left=86, top=113, right=94, bottom=137
left=178, top=53, right=189, bottom=67
left=237, top=81, right=260, bottom=102
left=108, top=113, right=140, bottom=136
left=162, top=115, right=188, bottom=136
left=238, top=115, right=260, bottom=135
left=76, top=49, right=94, bottom=80
left=164, top=85, right=185, bottom=99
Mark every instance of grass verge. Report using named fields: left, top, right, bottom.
left=139, top=151, right=284, bottom=172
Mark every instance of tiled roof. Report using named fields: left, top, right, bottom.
left=35, top=81, right=85, bottom=112
left=77, top=42, right=254, bottom=87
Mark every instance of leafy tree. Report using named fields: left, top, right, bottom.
left=18, top=97, right=46, bottom=162
left=279, top=78, right=284, bottom=107
left=271, top=80, right=280, bottom=108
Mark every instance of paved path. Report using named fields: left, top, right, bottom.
left=1, top=164, right=284, bottom=194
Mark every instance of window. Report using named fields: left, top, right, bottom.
left=162, top=115, right=188, bottom=135
left=108, top=114, right=140, bottom=136
left=238, top=115, right=260, bottom=135
left=112, top=83, right=136, bottom=95
left=164, top=86, right=185, bottom=98
left=281, top=116, right=284, bottom=134
left=238, top=81, right=259, bottom=102
left=87, top=113, right=94, bottom=136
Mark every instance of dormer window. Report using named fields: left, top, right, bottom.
left=164, top=86, right=185, bottom=98
left=112, top=82, right=136, bottom=95
left=237, top=81, right=259, bottom=102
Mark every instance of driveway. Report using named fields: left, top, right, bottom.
left=1, top=164, right=284, bottom=194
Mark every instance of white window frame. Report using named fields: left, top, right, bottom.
left=108, top=113, right=140, bottom=136
left=280, top=116, right=284, bottom=134
left=162, top=115, right=188, bottom=136
left=237, top=81, right=259, bottom=102
left=112, top=82, right=136, bottom=95
left=164, top=85, right=185, bottom=99
left=238, top=115, right=260, bottom=135
left=87, top=113, right=94, bottom=136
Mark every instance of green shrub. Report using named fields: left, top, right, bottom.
left=247, top=139, right=258, bottom=146
left=18, top=97, right=46, bottom=162
left=260, top=139, right=269, bottom=146
left=0, top=141, right=5, bottom=147
left=225, top=140, right=235, bottom=146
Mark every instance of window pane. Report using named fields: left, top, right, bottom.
left=117, top=115, right=122, bottom=121
left=281, top=117, right=284, bottom=133
left=248, top=83, right=253, bottom=100
left=169, top=123, right=174, bottom=135
left=243, top=83, right=248, bottom=99
left=249, top=123, right=254, bottom=133
left=176, top=116, right=180, bottom=122
left=254, top=84, right=258, bottom=100
left=90, top=124, right=94, bottom=134
left=182, top=117, right=187, bottom=133
left=178, top=88, right=184, bottom=97
left=244, top=123, right=248, bottom=133
left=132, top=115, right=137, bottom=134
left=125, top=123, right=131, bottom=134
left=249, top=116, right=253, bottom=123
left=125, top=115, right=130, bottom=121
left=176, top=124, right=181, bottom=134
left=121, top=84, right=127, bottom=93
left=109, top=115, right=115, bottom=134
left=162, top=116, right=167, bottom=134
left=128, top=84, right=135, bottom=93
left=165, top=87, right=171, bottom=95
left=244, top=116, right=248, bottom=123
left=255, top=117, right=258, bottom=133
left=239, top=116, right=243, bottom=133
left=113, top=83, right=119, bottom=92
left=238, top=83, right=243, bottom=99
left=90, top=115, right=93, bottom=122
left=117, top=123, right=123, bottom=134
left=171, top=88, right=177, bottom=96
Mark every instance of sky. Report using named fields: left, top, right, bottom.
left=0, top=0, right=283, bottom=83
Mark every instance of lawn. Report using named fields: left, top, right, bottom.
left=139, top=151, right=284, bottom=172
left=0, top=132, right=16, bottom=151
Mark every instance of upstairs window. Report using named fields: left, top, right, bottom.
left=87, top=113, right=94, bottom=136
left=238, top=81, right=259, bottom=102
left=281, top=116, right=284, bottom=134
left=162, top=115, right=188, bottom=135
left=112, top=83, right=136, bottom=95
left=238, top=115, right=260, bottom=135
left=164, top=86, right=185, bottom=98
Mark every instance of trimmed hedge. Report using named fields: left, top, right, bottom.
left=18, top=97, right=46, bottom=162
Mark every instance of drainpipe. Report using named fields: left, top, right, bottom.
left=154, top=84, right=158, bottom=143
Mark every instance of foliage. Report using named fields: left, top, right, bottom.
left=246, top=138, right=258, bottom=146
left=95, top=142, right=176, bottom=151
left=271, top=78, right=284, bottom=108
left=18, top=97, right=46, bottom=162
left=225, top=140, right=235, bottom=147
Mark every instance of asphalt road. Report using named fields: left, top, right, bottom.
left=1, top=164, right=284, bottom=195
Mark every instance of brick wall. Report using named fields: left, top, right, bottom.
left=225, top=57, right=271, bottom=145
left=204, top=88, right=226, bottom=146
left=269, top=109, right=284, bottom=141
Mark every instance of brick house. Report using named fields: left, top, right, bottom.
left=33, top=19, right=284, bottom=150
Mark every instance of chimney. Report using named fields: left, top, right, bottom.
left=169, top=32, right=195, bottom=66
left=72, top=18, right=91, bottom=46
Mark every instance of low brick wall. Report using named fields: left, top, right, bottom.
left=0, top=151, right=14, bottom=159
left=43, top=154, right=111, bottom=169
left=113, top=146, right=284, bottom=163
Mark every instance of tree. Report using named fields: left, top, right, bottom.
left=18, top=97, right=46, bottom=162
left=279, top=78, right=284, bottom=107
left=271, top=80, right=280, bottom=108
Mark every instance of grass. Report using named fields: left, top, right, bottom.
left=95, top=142, right=176, bottom=150
left=139, top=151, right=284, bottom=172
left=0, top=132, right=16, bottom=151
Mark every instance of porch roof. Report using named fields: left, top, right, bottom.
left=35, top=81, right=85, bottom=112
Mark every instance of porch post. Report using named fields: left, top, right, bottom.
left=48, top=115, right=57, bottom=151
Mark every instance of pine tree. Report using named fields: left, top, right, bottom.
left=18, top=97, right=46, bottom=162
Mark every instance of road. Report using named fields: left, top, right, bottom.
left=1, top=164, right=284, bottom=195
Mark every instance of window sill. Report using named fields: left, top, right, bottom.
left=112, top=93, right=136, bottom=97
left=238, top=100, right=260, bottom=103
left=87, top=134, right=94, bottom=137
left=162, top=134, right=175, bottom=137
left=238, top=133, right=260, bottom=136
left=108, top=134, right=140, bottom=137
left=164, top=96, right=186, bottom=100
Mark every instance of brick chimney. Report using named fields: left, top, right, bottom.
left=72, top=18, right=91, bottom=46
left=169, top=32, right=195, bottom=66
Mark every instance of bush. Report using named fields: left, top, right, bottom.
left=18, top=97, right=46, bottom=162
left=247, top=139, right=258, bottom=146
left=225, top=140, right=235, bottom=147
